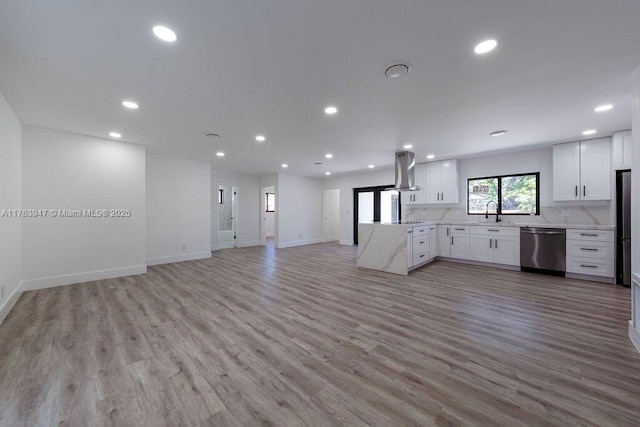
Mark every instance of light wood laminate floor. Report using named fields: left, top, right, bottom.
left=1, top=242, right=639, bottom=426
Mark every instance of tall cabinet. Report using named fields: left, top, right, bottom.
left=553, top=138, right=611, bottom=201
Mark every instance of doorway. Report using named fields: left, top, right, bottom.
left=323, top=188, right=340, bottom=242
left=353, top=185, right=399, bottom=244
left=261, top=186, right=276, bottom=245
left=217, top=183, right=237, bottom=249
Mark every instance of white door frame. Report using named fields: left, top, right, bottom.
left=217, top=183, right=237, bottom=249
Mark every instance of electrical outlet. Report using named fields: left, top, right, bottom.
left=0, top=285, right=5, bottom=298
left=181, top=244, right=186, bottom=251
left=561, top=210, right=572, bottom=217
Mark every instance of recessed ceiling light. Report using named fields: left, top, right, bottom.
left=325, top=153, right=333, bottom=159
left=325, top=172, right=331, bottom=176
left=122, top=100, right=139, bottom=109
left=152, top=25, right=177, bottom=42
left=255, top=135, right=266, bottom=142
left=109, top=132, right=122, bottom=138
left=385, top=63, right=412, bottom=79
left=368, top=164, right=375, bottom=169
left=281, top=163, right=288, bottom=168
left=216, top=152, right=225, bottom=157
left=490, top=130, right=508, bottom=137
left=403, top=144, right=413, bottom=149
left=582, top=129, right=597, bottom=136
left=426, top=154, right=435, bottom=159
left=474, top=39, right=498, bottom=54
left=324, top=106, right=338, bottom=115
left=594, top=104, right=613, bottom=113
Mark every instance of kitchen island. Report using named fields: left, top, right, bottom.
left=357, top=222, right=435, bottom=275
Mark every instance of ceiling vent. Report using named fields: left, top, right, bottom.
left=385, top=62, right=412, bottom=78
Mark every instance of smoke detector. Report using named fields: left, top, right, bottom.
left=385, top=62, right=412, bottom=78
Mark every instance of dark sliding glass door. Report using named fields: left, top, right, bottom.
left=353, top=185, right=400, bottom=244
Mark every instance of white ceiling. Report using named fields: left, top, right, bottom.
left=1, top=0, right=639, bottom=178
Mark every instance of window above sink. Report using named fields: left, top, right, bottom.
left=467, top=172, right=540, bottom=216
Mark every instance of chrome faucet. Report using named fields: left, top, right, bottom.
left=486, top=200, right=501, bottom=223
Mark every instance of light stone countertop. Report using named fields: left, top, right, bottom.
left=369, top=221, right=615, bottom=231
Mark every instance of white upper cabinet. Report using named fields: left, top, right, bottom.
left=401, top=163, right=427, bottom=205
left=425, top=159, right=459, bottom=204
left=612, top=130, right=632, bottom=170
left=553, top=138, right=611, bottom=201
left=580, top=138, right=611, bottom=200
left=553, top=142, right=581, bottom=201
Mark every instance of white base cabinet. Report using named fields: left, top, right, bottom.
left=437, top=225, right=451, bottom=257
left=450, top=226, right=470, bottom=259
left=469, top=226, right=520, bottom=266
left=566, top=229, right=614, bottom=278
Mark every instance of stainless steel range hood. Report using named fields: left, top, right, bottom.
left=393, top=151, right=421, bottom=191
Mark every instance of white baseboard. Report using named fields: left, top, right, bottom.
left=276, top=238, right=322, bottom=249
left=21, top=265, right=147, bottom=291
left=630, top=321, right=640, bottom=354
left=211, top=244, right=218, bottom=251
left=339, top=240, right=354, bottom=246
left=0, top=281, right=24, bottom=326
left=323, top=236, right=339, bottom=242
left=147, top=251, right=211, bottom=266
left=238, top=240, right=262, bottom=248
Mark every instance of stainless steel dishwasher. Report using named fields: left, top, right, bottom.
left=520, top=227, right=566, bottom=275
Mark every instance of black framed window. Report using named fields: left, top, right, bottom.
left=265, top=193, right=275, bottom=212
left=218, top=189, right=224, bottom=204
left=467, top=172, right=539, bottom=215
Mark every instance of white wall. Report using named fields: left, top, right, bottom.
left=323, top=168, right=395, bottom=245
left=22, top=127, right=146, bottom=289
left=0, top=91, right=23, bottom=323
left=146, top=153, right=211, bottom=265
left=277, top=173, right=323, bottom=248
left=211, top=170, right=262, bottom=249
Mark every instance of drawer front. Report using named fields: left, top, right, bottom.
left=567, top=229, right=614, bottom=242
left=413, top=226, right=430, bottom=237
left=566, top=256, right=614, bottom=278
left=413, top=251, right=431, bottom=265
left=412, top=236, right=429, bottom=251
left=451, top=225, right=469, bottom=234
left=471, top=226, right=519, bottom=237
left=566, top=240, right=614, bottom=260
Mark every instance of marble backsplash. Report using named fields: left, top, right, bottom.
left=404, top=205, right=612, bottom=226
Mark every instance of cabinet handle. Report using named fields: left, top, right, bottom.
left=575, top=186, right=578, bottom=197
left=580, top=264, right=598, bottom=269
left=419, top=241, right=425, bottom=245
left=488, top=229, right=500, bottom=232
left=436, top=193, right=439, bottom=201
left=580, top=248, right=598, bottom=252
left=580, top=233, right=598, bottom=237
left=419, top=254, right=426, bottom=258
left=441, top=192, right=444, bottom=200
left=451, top=236, right=454, bottom=245
left=454, top=228, right=465, bottom=231
left=489, top=239, right=492, bottom=249
left=495, top=239, right=498, bottom=249
left=446, top=228, right=449, bottom=236
left=583, top=185, right=586, bottom=197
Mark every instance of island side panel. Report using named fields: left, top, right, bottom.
left=357, top=223, right=409, bottom=275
